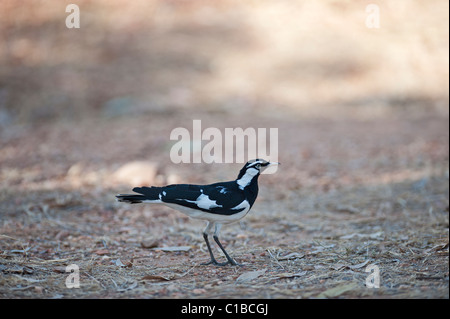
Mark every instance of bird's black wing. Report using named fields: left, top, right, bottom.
left=155, top=182, right=248, bottom=216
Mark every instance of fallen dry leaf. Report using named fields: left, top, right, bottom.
left=13, top=275, right=46, bottom=283
left=94, top=249, right=110, bottom=256
left=348, top=260, right=371, bottom=270
left=271, top=271, right=307, bottom=280
left=141, top=238, right=159, bottom=249
left=152, top=246, right=191, bottom=252
left=116, top=280, right=138, bottom=292
left=192, top=288, right=207, bottom=294
left=52, top=266, right=67, bottom=274
left=141, top=274, right=173, bottom=281
left=278, top=252, right=305, bottom=261
left=236, top=269, right=267, bottom=283
left=331, top=260, right=371, bottom=271
left=335, top=205, right=360, bottom=214
left=141, top=266, right=195, bottom=282
left=111, top=258, right=132, bottom=268
left=340, top=231, right=384, bottom=240
left=331, top=263, right=346, bottom=271
left=3, top=265, right=34, bottom=274
left=317, top=282, right=358, bottom=298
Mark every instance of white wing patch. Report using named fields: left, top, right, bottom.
left=180, top=193, right=223, bottom=210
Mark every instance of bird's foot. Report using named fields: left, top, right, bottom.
left=201, top=259, right=243, bottom=267
left=201, top=259, right=229, bottom=267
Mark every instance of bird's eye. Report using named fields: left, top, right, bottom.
left=256, top=164, right=261, bottom=169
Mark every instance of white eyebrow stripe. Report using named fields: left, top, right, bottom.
left=247, top=160, right=266, bottom=168
left=246, top=164, right=257, bottom=169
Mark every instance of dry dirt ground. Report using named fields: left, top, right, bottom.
left=0, top=107, right=448, bottom=299
left=0, top=0, right=448, bottom=299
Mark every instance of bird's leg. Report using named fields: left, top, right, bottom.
left=213, top=235, right=242, bottom=266
left=212, top=224, right=242, bottom=266
left=201, top=233, right=226, bottom=266
left=201, top=222, right=228, bottom=266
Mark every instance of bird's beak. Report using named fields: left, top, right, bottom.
left=260, top=161, right=280, bottom=174
left=269, top=162, right=280, bottom=166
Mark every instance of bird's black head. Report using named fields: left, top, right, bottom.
left=237, top=159, right=279, bottom=180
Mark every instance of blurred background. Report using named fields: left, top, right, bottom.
left=0, top=0, right=448, bottom=123
left=0, top=0, right=448, bottom=197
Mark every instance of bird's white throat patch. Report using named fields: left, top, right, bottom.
left=237, top=167, right=259, bottom=190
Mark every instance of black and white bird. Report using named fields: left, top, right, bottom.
left=116, top=159, right=279, bottom=266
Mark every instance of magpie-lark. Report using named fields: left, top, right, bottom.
left=116, top=159, right=279, bottom=266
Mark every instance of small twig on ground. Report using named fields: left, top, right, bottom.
left=267, top=249, right=285, bottom=270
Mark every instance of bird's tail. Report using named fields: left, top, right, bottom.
left=116, top=186, right=162, bottom=204
left=116, top=194, right=147, bottom=204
